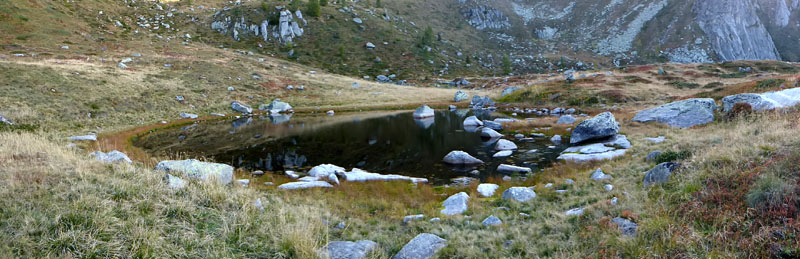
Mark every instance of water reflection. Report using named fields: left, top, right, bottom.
left=135, top=110, right=567, bottom=184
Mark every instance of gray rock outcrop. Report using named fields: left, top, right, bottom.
left=318, top=240, right=378, bottom=259
left=694, top=0, right=780, bottom=61
left=441, top=192, right=469, bottom=216
left=643, top=162, right=680, bottom=187
left=632, top=98, right=717, bottom=128
left=570, top=112, right=619, bottom=144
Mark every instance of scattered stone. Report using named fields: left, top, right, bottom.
left=502, top=187, right=536, bottom=202
left=365, top=42, right=376, bottom=49
left=722, top=88, right=800, bottom=112
left=477, top=183, right=499, bottom=197
left=454, top=90, right=469, bottom=102
left=236, top=179, right=250, bottom=187
left=90, top=150, right=132, bottom=164
left=261, top=99, right=293, bottom=114
left=180, top=112, right=199, bottom=119
left=565, top=207, right=585, bottom=216
left=176, top=95, right=185, bottom=101
left=277, top=181, right=334, bottom=190
left=610, top=197, right=618, bottom=206
left=497, top=164, right=532, bottom=174
left=0, top=114, right=13, bottom=125
left=565, top=179, right=574, bottom=184
left=231, top=101, right=252, bottom=114
left=495, top=139, right=518, bottom=150
left=604, top=184, right=614, bottom=191
left=643, top=162, right=680, bottom=187
left=442, top=150, right=484, bottom=164
left=326, top=110, right=335, bottom=116
left=413, top=105, right=435, bottom=119
left=644, top=136, right=666, bottom=143
left=164, top=173, right=186, bottom=189
left=556, top=115, right=577, bottom=125
left=590, top=169, right=612, bottom=181
left=211, top=113, right=226, bottom=117
left=482, top=215, right=502, bottom=226
left=501, top=86, right=521, bottom=97
left=155, top=159, right=234, bottom=185
left=645, top=151, right=662, bottom=162
left=318, top=240, right=377, bottom=259
left=570, top=112, right=620, bottom=144
left=252, top=170, right=264, bottom=176
left=68, top=134, right=97, bottom=141
left=463, top=116, right=483, bottom=127
left=611, top=217, right=638, bottom=237
left=441, top=192, right=469, bottom=216
left=632, top=98, right=717, bottom=128
left=285, top=171, right=300, bottom=179
left=502, top=176, right=512, bottom=181
left=550, top=135, right=562, bottom=144
left=393, top=233, right=447, bottom=259
left=402, top=214, right=425, bottom=224
left=227, top=86, right=235, bottom=91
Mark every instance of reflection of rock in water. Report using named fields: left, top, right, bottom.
left=414, top=117, right=435, bottom=129
left=247, top=149, right=307, bottom=171
left=232, top=117, right=252, bottom=129
left=455, top=109, right=470, bottom=118
left=269, top=114, right=292, bottom=124
left=472, top=109, right=490, bottom=118
left=464, top=125, right=481, bottom=133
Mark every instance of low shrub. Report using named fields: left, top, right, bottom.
left=655, top=150, right=692, bottom=164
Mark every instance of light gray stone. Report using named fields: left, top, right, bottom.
left=482, top=215, right=502, bottom=226
left=393, top=233, right=447, bottom=259
left=155, top=159, right=234, bottom=185
left=495, top=139, right=518, bottom=150
left=277, top=181, right=334, bottom=190
left=557, top=115, right=577, bottom=125
left=442, top=151, right=484, bottom=164
left=611, top=217, right=638, bottom=237
left=231, top=101, right=252, bottom=114
left=463, top=116, right=483, bottom=127
left=481, top=127, right=503, bottom=138
left=497, top=164, right=532, bottom=174
left=441, top=192, right=469, bottom=216
left=590, top=168, right=612, bottom=181
left=454, top=90, right=469, bottom=102
left=632, top=98, right=717, bottom=128
left=570, top=112, right=619, bottom=144
left=413, top=105, right=435, bottom=118
left=501, top=187, right=536, bottom=202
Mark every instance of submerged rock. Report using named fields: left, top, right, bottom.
left=441, top=192, right=469, bottom=216
left=501, top=187, right=536, bottom=202
left=442, top=150, right=484, bottom=164
left=318, top=240, right=378, bottom=259
left=155, top=159, right=234, bottom=185
left=495, top=139, right=518, bottom=150
left=393, top=233, right=447, bottom=259
left=343, top=168, right=428, bottom=183
left=90, top=150, right=132, bottom=164
left=68, top=134, right=97, bottom=141
left=570, top=112, right=619, bottom=144
left=632, top=98, right=716, bottom=128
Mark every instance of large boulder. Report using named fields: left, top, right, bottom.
left=442, top=151, right=484, bottom=164
left=231, top=101, right=252, bottom=114
left=501, top=187, right=536, bottom=202
left=393, top=233, right=447, bottom=259
left=261, top=99, right=293, bottom=114
left=477, top=183, right=499, bottom=197
left=308, top=164, right=346, bottom=178
left=413, top=105, right=435, bottom=118
left=454, top=90, right=469, bottom=102
left=501, top=86, right=521, bottom=97
left=570, top=112, right=619, bottom=144
left=632, top=98, right=717, bottom=128
left=90, top=150, right=132, bottom=164
left=155, top=159, right=234, bottom=185
left=643, top=162, right=680, bottom=187
left=497, top=164, right=532, bottom=174
left=440, top=192, right=469, bottom=216
left=318, top=240, right=378, bottom=259
left=722, top=88, right=800, bottom=112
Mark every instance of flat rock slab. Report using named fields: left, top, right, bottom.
left=493, top=150, right=513, bottom=158
left=393, top=233, right=447, bottom=259
left=723, top=87, right=800, bottom=112
left=318, top=240, right=378, bottom=259
left=277, top=181, right=334, bottom=190
left=155, top=159, right=234, bottom=185
left=343, top=168, right=428, bottom=183
left=497, top=164, right=532, bottom=174
left=440, top=192, right=469, bottom=216
left=633, top=98, right=716, bottom=128
left=413, top=105, right=435, bottom=118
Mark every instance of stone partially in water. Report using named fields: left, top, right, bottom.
left=262, top=99, right=293, bottom=114
left=231, top=101, right=253, bottom=114
left=493, top=150, right=512, bottom=157
left=442, top=150, right=484, bottom=164
left=497, top=164, right=531, bottom=174
left=393, top=233, right=447, bottom=259
left=155, top=159, right=234, bottom=185
left=413, top=105, right=435, bottom=118
left=480, top=127, right=503, bottom=138
left=318, top=240, right=378, bottom=259
left=440, top=192, right=469, bottom=216
left=463, top=116, right=483, bottom=127
left=343, top=168, right=428, bottom=183
left=495, top=139, right=518, bottom=150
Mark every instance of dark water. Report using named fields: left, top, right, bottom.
left=134, top=110, right=568, bottom=184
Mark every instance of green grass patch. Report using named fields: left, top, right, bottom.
left=756, top=78, right=785, bottom=89
left=668, top=81, right=700, bottom=89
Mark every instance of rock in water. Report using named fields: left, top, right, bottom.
left=570, top=112, right=620, bottom=144
left=482, top=215, right=502, bottom=226
left=721, top=87, right=800, bottom=112
left=463, top=116, right=483, bottom=127
left=90, top=150, right=132, bottom=164
left=477, top=183, right=499, bottom=197
left=495, top=139, right=518, bottom=150
left=442, top=150, right=484, bottom=164
left=501, top=187, right=536, bottom=202
left=565, top=207, right=585, bottom=216
left=413, top=105, right=435, bottom=118
left=480, top=127, right=503, bottom=138
left=155, top=159, right=234, bottom=185
left=277, top=181, right=334, bottom=190
left=231, top=101, right=252, bottom=114
left=632, top=98, right=717, bottom=128
left=393, top=233, right=447, bottom=259
left=454, top=90, right=469, bottom=102
left=497, top=164, right=532, bottom=174
left=611, top=217, right=638, bottom=237
left=482, top=120, right=503, bottom=130
left=440, top=192, right=469, bottom=216
left=643, top=162, right=680, bottom=187
left=557, top=115, right=577, bottom=125
left=318, top=240, right=378, bottom=259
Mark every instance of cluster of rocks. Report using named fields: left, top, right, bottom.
left=374, top=74, right=408, bottom=85
left=505, top=106, right=577, bottom=117
left=557, top=112, right=631, bottom=163
left=276, top=164, right=428, bottom=190
left=211, top=7, right=305, bottom=44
